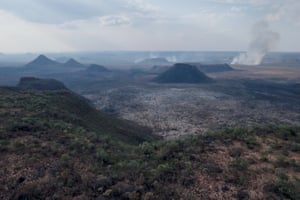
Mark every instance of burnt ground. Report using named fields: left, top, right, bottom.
left=80, top=65, right=300, bottom=139
left=0, top=66, right=299, bottom=200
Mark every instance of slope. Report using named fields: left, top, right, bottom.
left=0, top=84, right=299, bottom=199
left=17, top=77, right=68, bottom=91
left=0, top=86, right=157, bottom=144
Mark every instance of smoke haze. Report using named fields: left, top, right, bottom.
left=231, top=21, right=280, bottom=65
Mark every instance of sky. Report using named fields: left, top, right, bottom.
left=0, top=0, right=299, bottom=53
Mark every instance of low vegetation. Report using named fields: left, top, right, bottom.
left=0, top=87, right=299, bottom=199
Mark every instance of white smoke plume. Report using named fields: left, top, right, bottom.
left=166, top=56, right=177, bottom=62
left=231, top=20, right=280, bottom=65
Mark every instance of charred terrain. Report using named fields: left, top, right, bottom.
left=78, top=62, right=300, bottom=139
left=0, top=83, right=299, bottom=200
left=0, top=52, right=299, bottom=199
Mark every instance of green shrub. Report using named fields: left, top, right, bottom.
left=230, top=158, right=249, bottom=172
left=13, top=141, right=25, bottom=151
left=0, top=140, right=10, bottom=152
left=265, top=173, right=300, bottom=200
left=274, top=157, right=300, bottom=171
left=244, top=136, right=260, bottom=149
left=96, top=149, right=110, bottom=165
left=259, top=151, right=269, bottom=161
left=61, top=153, right=70, bottom=161
left=150, top=163, right=175, bottom=182
left=229, top=148, right=243, bottom=157
left=289, top=143, right=300, bottom=152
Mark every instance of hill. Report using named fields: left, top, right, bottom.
left=17, top=77, right=68, bottom=91
left=63, top=58, right=86, bottom=68
left=25, top=55, right=58, bottom=67
left=86, top=64, right=109, bottom=73
left=23, top=56, right=86, bottom=74
left=153, top=63, right=212, bottom=83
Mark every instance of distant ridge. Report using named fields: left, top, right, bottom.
left=63, top=58, right=85, bottom=68
left=191, top=63, right=234, bottom=73
left=86, top=64, right=109, bottom=72
left=25, top=55, right=58, bottom=67
left=137, top=57, right=171, bottom=66
left=149, top=65, right=170, bottom=74
left=153, top=63, right=212, bottom=84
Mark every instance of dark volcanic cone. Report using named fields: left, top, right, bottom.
left=153, top=63, right=212, bottom=84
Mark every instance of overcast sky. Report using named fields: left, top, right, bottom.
left=0, top=0, right=299, bottom=53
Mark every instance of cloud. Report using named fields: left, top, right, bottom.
left=0, top=9, right=74, bottom=52
left=266, top=1, right=300, bottom=26
left=211, top=0, right=273, bottom=6
left=0, top=0, right=161, bottom=24
left=0, top=0, right=100, bottom=23
left=98, top=15, right=131, bottom=26
left=213, top=0, right=300, bottom=19
left=126, top=0, right=160, bottom=13
left=0, top=0, right=299, bottom=52
left=230, top=6, right=242, bottom=12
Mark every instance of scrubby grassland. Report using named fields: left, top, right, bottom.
left=0, top=87, right=299, bottom=199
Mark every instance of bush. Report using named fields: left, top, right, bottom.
left=274, top=155, right=289, bottom=168
left=244, top=136, right=260, bottom=149
left=0, top=140, right=10, bottom=152
left=230, top=158, right=249, bottom=171
left=61, top=153, right=70, bottom=161
left=96, top=149, right=110, bottom=165
left=150, top=163, right=175, bottom=182
left=13, top=141, right=25, bottom=151
left=289, top=143, right=300, bottom=152
left=259, top=151, right=269, bottom=162
left=265, top=174, right=300, bottom=200
left=229, top=148, right=243, bottom=157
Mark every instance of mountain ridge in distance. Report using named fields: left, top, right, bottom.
left=63, top=58, right=86, bottom=68
left=25, top=54, right=59, bottom=67
left=137, top=57, right=171, bottom=66
left=86, top=64, right=110, bottom=72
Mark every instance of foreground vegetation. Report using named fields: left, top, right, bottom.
left=0, top=87, right=299, bottom=199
